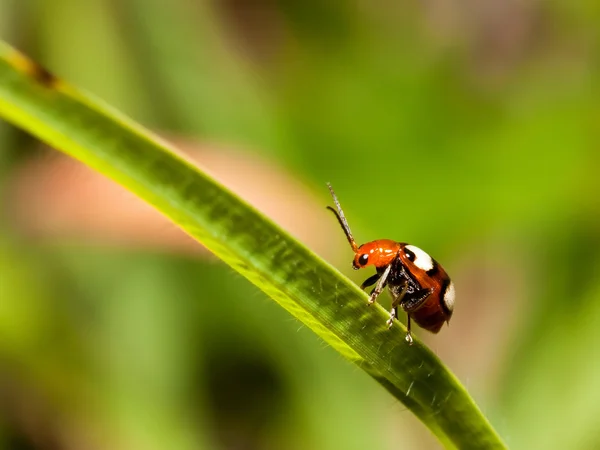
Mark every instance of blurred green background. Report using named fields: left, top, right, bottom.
left=1, top=0, right=600, bottom=449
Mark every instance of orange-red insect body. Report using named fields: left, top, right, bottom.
left=327, top=184, right=454, bottom=344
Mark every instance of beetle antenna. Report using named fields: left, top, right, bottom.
left=326, top=183, right=358, bottom=252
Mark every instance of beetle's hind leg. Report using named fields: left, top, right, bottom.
left=399, top=288, right=433, bottom=345
left=401, top=288, right=434, bottom=312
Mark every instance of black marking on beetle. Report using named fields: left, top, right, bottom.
left=439, top=277, right=452, bottom=316
left=404, top=247, right=415, bottom=262
left=426, top=259, right=439, bottom=276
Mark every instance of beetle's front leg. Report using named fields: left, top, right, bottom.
left=360, top=274, right=380, bottom=291
left=367, top=264, right=392, bottom=305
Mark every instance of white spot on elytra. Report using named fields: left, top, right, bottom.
left=405, top=245, right=434, bottom=271
left=444, top=281, right=455, bottom=312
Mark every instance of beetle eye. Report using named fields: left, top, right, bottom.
left=358, top=254, right=369, bottom=266
left=404, top=248, right=415, bottom=262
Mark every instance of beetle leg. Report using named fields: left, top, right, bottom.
left=405, top=316, right=413, bottom=345
left=386, top=307, right=396, bottom=327
left=387, top=287, right=415, bottom=344
left=386, top=282, right=407, bottom=328
left=360, top=273, right=380, bottom=291
left=367, top=264, right=392, bottom=305
left=401, top=288, right=434, bottom=312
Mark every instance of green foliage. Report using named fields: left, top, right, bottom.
left=0, top=41, right=505, bottom=448
left=2, top=1, right=600, bottom=449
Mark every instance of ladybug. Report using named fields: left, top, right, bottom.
left=327, top=184, right=454, bottom=344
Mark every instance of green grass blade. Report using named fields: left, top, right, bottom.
left=0, top=41, right=506, bottom=449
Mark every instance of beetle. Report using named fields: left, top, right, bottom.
left=326, top=183, right=454, bottom=344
